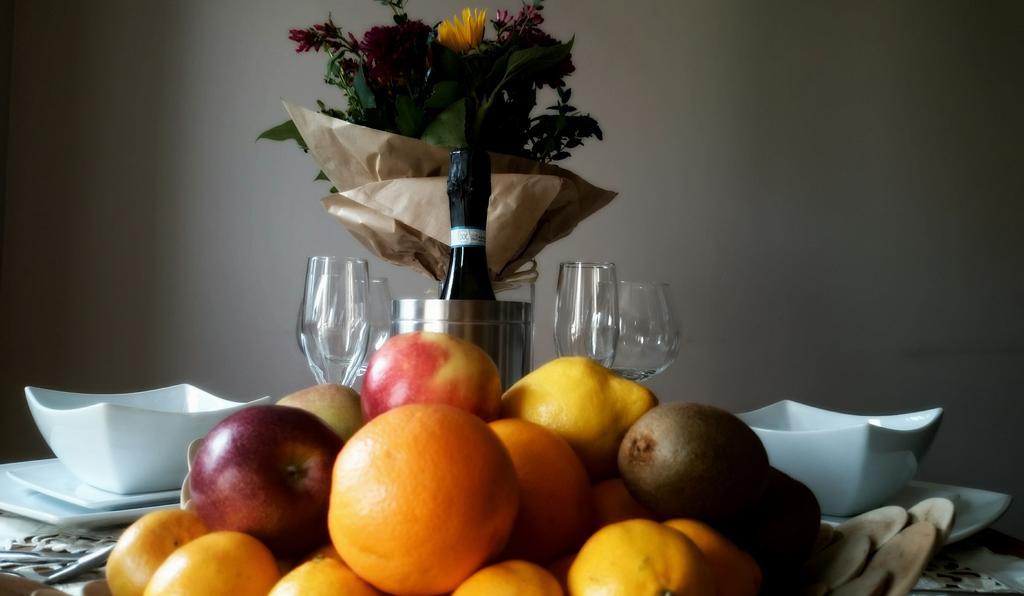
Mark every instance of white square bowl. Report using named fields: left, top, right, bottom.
left=737, top=400, right=943, bottom=516
left=25, top=384, right=271, bottom=494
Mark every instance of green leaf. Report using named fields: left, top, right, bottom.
left=420, top=98, right=467, bottom=148
left=483, top=45, right=514, bottom=89
left=503, top=39, right=573, bottom=84
left=395, top=95, right=425, bottom=137
left=424, top=81, right=460, bottom=109
left=353, top=65, right=377, bottom=109
left=256, top=119, right=307, bottom=150
left=314, top=170, right=330, bottom=181
left=324, top=51, right=344, bottom=87
left=432, top=44, right=463, bottom=80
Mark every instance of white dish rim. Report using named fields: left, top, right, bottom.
left=25, top=383, right=266, bottom=414
left=821, top=479, right=1012, bottom=544
left=738, top=399, right=944, bottom=435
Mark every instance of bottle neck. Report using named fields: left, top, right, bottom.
left=440, top=147, right=495, bottom=301
left=447, top=148, right=491, bottom=231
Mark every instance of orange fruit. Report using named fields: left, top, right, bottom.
left=664, top=519, right=762, bottom=596
left=143, top=531, right=280, bottom=595
left=490, top=418, right=593, bottom=563
left=329, top=404, right=520, bottom=594
left=106, top=509, right=208, bottom=596
left=546, top=552, right=576, bottom=594
left=453, top=560, right=564, bottom=596
left=269, top=554, right=381, bottom=596
left=592, top=478, right=658, bottom=528
left=569, top=519, right=714, bottom=596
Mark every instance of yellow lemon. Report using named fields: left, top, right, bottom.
left=569, top=519, right=714, bottom=596
left=501, top=357, right=657, bottom=480
left=453, top=560, right=563, bottom=596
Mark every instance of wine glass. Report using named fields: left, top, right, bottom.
left=553, top=262, right=619, bottom=366
left=296, top=301, right=307, bottom=355
left=611, top=281, right=680, bottom=382
left=296, top=277, right=390, bottom=362
left=354, top=277, right=393, bottom=384
left=298, top=256, right=370, bottom=386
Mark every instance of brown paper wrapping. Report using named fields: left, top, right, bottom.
left=284, top=102, right=617, bottom=282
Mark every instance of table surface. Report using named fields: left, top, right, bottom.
left=0, top=525, right=1022, bottom=595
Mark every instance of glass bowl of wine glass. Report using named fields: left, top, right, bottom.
left=611, top=281, right=680, bottom=382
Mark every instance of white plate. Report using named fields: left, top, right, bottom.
left=0, top=461, right=176, bottom=528
left=822, top=480, right=1012, bottom=544
left=6, top=459, right=179, bottom=510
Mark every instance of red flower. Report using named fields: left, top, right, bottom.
left=522, top=5, right=544, bottom=26
left=494, top=5, right=573, bottom=87
left=495, top=9, right=514, bottom=27
left=521, top=33, right=575, bottom=87
left=359, top=20, right=432, bottom=84
left=288, top=18, right=344, bottom=53
left=495, top=3, right=545, bottom=41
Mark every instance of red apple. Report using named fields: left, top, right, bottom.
left=188, top=405, right=343, bottom=557
left=278, top=384, right=364, bottom=442
left=361, top=331, right=502, bottom=421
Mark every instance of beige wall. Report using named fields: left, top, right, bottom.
left=2, top=1, right=1023, bottom=532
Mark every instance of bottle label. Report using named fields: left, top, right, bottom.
left=451, top=227, right=486, bottom=248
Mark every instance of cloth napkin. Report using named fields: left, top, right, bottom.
left=912, top=541, right=1024, bottom=594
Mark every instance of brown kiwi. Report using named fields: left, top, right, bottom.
left=617, top=402, right=770, bottom=521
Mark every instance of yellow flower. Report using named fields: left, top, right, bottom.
left=438, top=8, right=487, bottom=53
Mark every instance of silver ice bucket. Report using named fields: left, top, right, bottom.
left=392, top=299, right=533, bottom=389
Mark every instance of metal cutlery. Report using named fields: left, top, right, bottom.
left=0, top=543, right=114, bottom=585
left=0, top=550, right=82, bottom=563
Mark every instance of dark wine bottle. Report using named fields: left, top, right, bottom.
left=439, top=148, right=496, bottom=300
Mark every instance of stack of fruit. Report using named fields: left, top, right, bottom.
left=105, top=331, right=824, bottom=596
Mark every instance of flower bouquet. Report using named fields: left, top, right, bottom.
left=262, top=0, right=616, bottom=287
